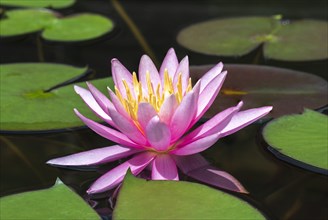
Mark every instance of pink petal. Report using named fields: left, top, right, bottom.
left=74, top=109, right=140, bottom=148
left=86, top=82, right=114, bottom=115
left=159, top=48, right=179, bottom=81
left=172, top=154, right=209, bottom=173
left=146, top=116, right=171, bottom=151
left=158, top=94, right=178, bottom=125
left=220, top=106, right=273, bottom=137
left=74, top=86, right=114, bottom=126
left=108, top=108, right=148, bottom=146
left=170, top=91, right=197, bottom=142
left=195, top=71, right=227, bottom=121
left=47, top=145, right=137, bottom=166
left=152, top=154, right=179, bottom=180
left=87, top=152, right=155, bottom=194
left=111, top=58, right=134, bottom=98
left=199, top=62, right=224, bottom=92
left=181, top=101, right=243, bottom=145
left=137, top=102, right=158, bottom=130
left=174, top=154, right=247, bottom=193
left=138, top=55, right=161, bottom=94
left=173, top=56, right=189, bottom=93
left=108, top=88, right=130, bottom=119
left=172, top=133, right=220, bottom=156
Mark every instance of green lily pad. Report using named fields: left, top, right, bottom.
left=190, top=64, right=328, bottom=119
left=0, top=63, right=114, bottom=131
left=0, top=9, right=56, bottom=37
left=0, top=9, right=115, bottom=42
left=113, top=172, right=265, bottom=220
left=0, top=180, right=100, bottom=220
left=264, top=20, right=328, bottom=61
left=263, top=109, right=328, bottom=174
left=177, top=16, right=275, bottom=56
left=0, top=0, right=75, bottom=9
left=177, top=16, right=328, bottom=61
left=42, top=14, right=114, bottom=42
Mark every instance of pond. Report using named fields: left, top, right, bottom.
left=0, top=0, right=327, bottom=220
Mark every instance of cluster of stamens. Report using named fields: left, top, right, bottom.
left=115, top=69, right=192, bottom=121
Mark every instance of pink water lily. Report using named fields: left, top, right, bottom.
left=47, top=48, right=272, bottom=194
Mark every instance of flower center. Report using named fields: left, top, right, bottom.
left=114, top=69, right=192, bottom=121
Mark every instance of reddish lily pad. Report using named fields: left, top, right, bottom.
left=177, top=16, right=328, bottom=61
left=113, top=172, right=265, bottom=220
left=190, top=64, right=328, bottom=118
left=0, top=63, right=114, bottom=132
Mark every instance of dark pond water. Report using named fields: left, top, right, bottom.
left=1, top=0, right=327, bottom=219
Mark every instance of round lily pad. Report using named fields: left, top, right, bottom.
left=190, top=64, right=328, bottom=119
left=0, top=63, right=114, bottom=132
left=0, top=9, right=115, bottom=42
left=177, top=16, right=328, bottom=61
left=113, top=172, right=265, bottom=220
left=42, top=14, right=114, bottom=42
left=0, top=180, right=100, bottom=219
left=264, top=20, right=328, bottom=61
left=0, top=0, right=75, bottom=9
left=177, top=16, right=274, bottom=57
left=263, top=109, right=328, bottom=175
left=0, top=9, right=56, bottom=37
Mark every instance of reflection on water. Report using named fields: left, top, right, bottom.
left=1, top=123, right=327, bottom=220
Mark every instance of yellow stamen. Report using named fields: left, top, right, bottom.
left=114, top=68, right=194, bottom=124
left=186, top=78, right=192, bottom=93
left=115, top=86, right=124, bottom=104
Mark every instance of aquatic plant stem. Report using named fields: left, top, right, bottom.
left=36, top=35, right=45, bottom=62
left=111, top=0, right=159, bottom=65
left=0, top=136, right=47, bottom=184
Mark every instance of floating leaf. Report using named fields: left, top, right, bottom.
left=0, top=0, right=75, bottom=9
left=0, top=63, right=114, bottom=131
left=264, top=20, right=328, bottom=61
left=263, top=109, right=328, bottom=174
left=113, top=172, right=265, bottom=220
left=177, top=16, right=328, bottom=61
left=190, top=64, right=328, bottom=118
left=0, top=9, right=56, bottom=37
left=42, top=14, right=114, bottom=42
left=0, top=180, right=100, bottom=220
left=0, top=9, right=115, bottom=42
left=177, top=16, right=274, bottom=56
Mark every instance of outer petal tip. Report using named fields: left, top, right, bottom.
left=111, top=58, right=118, bottom=63
left=73, top=85, right=83, bottom=93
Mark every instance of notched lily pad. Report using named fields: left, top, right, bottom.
left=113, top=172, right=265, bottom=220
left=263, top=109, right=328, bottom=174
left=177, top=16, right=275, bottom=57
left=0, top=0, right=75, bottom=9
left=177, top=16, right=328, bottom=61
left=0, top=180, right=100, bottom=220
left=0, top=9, right=115, bottom=42
left=190, top=64, right=328, bottom=118
left=0, top=63, right=114, bottom=132
left=264, top=20, right=328, bottom=61
left=42, top=14, right=114, bottom=42
left=0, top=9, right=56, bottom=37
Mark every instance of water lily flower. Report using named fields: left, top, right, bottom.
left=47, top=48, right=272, bottom=194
